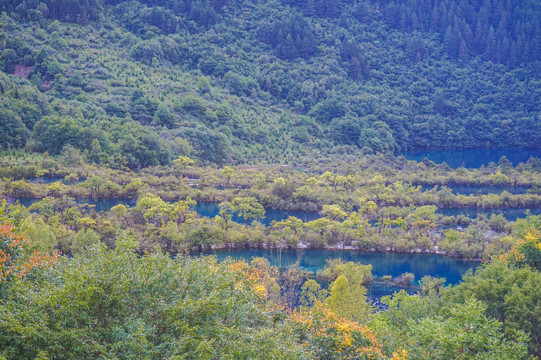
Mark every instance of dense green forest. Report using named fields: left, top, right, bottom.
left=0, top=0, right=540, bottom=169
left=1, top=0, right=541, bottom=358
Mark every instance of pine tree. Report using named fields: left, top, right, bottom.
left=458, top=37, right=469, bottom=61
left=473, top=18, right=485, bottom=54
left=430, top=6, right=441, bottom=32
left=444, top=25, right=458, bottom=58
left=484, top=26, right=496, bottom=61
left=304, top=0, right=315, bottom=16
left=283, top=34, right=298, bottom=59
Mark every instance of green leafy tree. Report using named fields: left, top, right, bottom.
left=221, top=166, right=235, bottom=186
left=81, top=176, right=119, bottom=198
left=419, top=275, right=446, bottom=296
left=299, top=279, right=327, bottom=309
left=71, top=228, right=100, bottom=255
left=169, top=197, right=197, bottom=228
left=31, top=116, right=93, bottom=155
left=318, top=259, right=373, bottom=285
left=325, top=274, right=372, bottom=321
left=230, top=197, right=265, bottom=226
left=374, top=291, right=530, bottom=360
left=173, top=155, right=195, bottom=170
left=406, top=299, right=529, bottom=360
left=445, top=260, right=541, bottom=356
left=19, top=216, right=57, bottom=253
left=218, top=201, right=233, bottom=232
left=187, top=224, right=226, bottom=248
left=0, top=237, right=306, bottom=359
left=0, top=109, right=29, bottom=150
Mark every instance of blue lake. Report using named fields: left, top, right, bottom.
left=9, top=198, right=321, bottom=224
left=198, top=249, right=479, bottom=299
left=193, top=202, right=321, bottom=225
left=403, top=149, right=541, bottom=168
left=9, top=197, right=540, bottom=222
left=437, top=207, right=541, bottom=220
left=27, top=176, right=83, bottom=185
left=9, top=196, right=481, bottom=299
left=430, top=184, right=530, bottom=195
left=10, top=197, right=136, bottom=212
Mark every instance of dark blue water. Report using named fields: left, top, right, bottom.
left=205, top=249, right=477, bottom=284
left=10, top=197, right=321, bottom=222
left=437, top=207, right=541, bottom=220
left=403, top=149, right=541, bottom=168
left=8, top=197, right=40, bottom=208
left=27, top=176, right=82, bottom=185
left=200, top=249, right=478, bottom=298
left=8, top=197, right=136, bottom=212
left=9, top=198, right=321, bottom=224
left=436, top=184, right=530, bottom=195
left=193, top=202, right=321, bottom=225
left=76, top=198, right=136, bottom=212
left=10, top=197, right=539, bottom=223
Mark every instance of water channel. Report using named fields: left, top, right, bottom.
left=9, top=197, right=540, bottom=222
left=197, top=248, right=479, bottom=300
left=402, top=148, right=541, bottom=168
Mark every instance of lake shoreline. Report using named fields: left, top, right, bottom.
left=192, top=242, right=484, bottom=263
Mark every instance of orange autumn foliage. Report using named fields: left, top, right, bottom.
left=290, top=302, right=407, bottom=359
left=0, top=222, right=59, bottom=283
left=500, top=230, right=541, bottom=269
left=228, top=260, right=268, bottom=297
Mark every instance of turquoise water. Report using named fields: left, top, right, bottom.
left=27, top=176, right=83, bottom=185
left=9, top=197, right=136, bottom=212
left=198, top=249, right=479, bottom=299
left=10, top=197, right=539, bottom=222
left=437, top=207, right=541, bottom=220
left=434, top=184, right=530, bottom=195
left=193, top=202, right=321, bottom=225
left=403, top=149, right=541, bottom=168
left=9, top=198, right=321, bottom=224
left=203, top=249, right=477, bottom=284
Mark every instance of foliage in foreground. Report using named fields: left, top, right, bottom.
left=445, top=259, right=541, bottom=357
left=372, top=291, right=531, bottom=360
left=0, top=217, right=538, bottom=359
left=0, top=210, right=59, bottom=295
left=0, top=238, right=305, bottom=359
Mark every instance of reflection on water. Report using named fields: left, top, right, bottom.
left=437, top=184, right=529, bottom=195
left=9, top=197, right=136, bottom=212
left=196, top=248, right=479, bottom=299
left=201, top=249, right=477, bottom=284
left=27, top=176, right=83, bottom=185
left=403, top=149, right=541, bottom=168
left=9, top=197, right=539, bottom=223
left=437, top=207, right=541, bottom=220
left=193, top=202, right=321, bottom=225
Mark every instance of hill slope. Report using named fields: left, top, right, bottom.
left=0, top=0, right=540, bottom=168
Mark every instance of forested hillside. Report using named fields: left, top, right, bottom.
left=1, top=0, right=540, bottom=169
